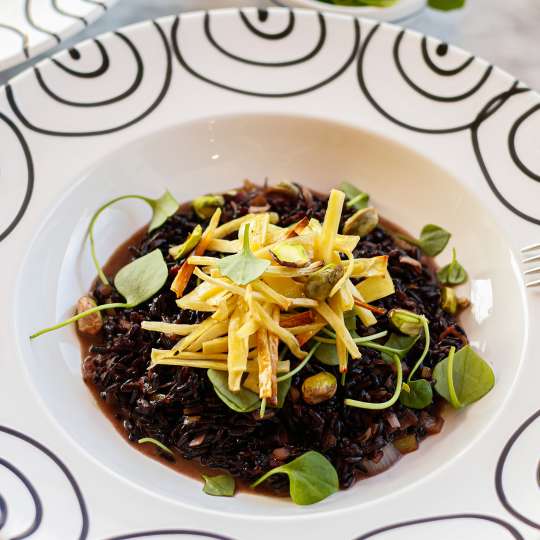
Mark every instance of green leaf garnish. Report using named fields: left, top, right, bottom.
left=437, top=248, right=468, bottom=285
left=207, top=369, right=291, bottom=412
left=202, top=474, right=235, bottom=497
left=89, top=191, right=179, bottom=285
left=399, top=379, right=433, bottom=409
left=398, top=224, right=451, bottom=257
left=217, top=224, right=270, bottom=285
left=251, top=451, right=339, bottom=505
left=30, top=249, right=168, bottom=339
left=433, top=345, right=495, bottom=408
left=381, top=333, right=420, bottom=363
left=138, top=437, right=174, bottom=456
left=345, top=354, right=403, bottom=410
left=428, top=0, right=466, bottom=11
left=338, top=182, right=370, bottom=210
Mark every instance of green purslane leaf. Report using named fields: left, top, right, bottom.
left=437, top=248, right=468, bottom=285
left=89, top=191, right=179, bottom=285
left=202, top=474, right=235, bottom=497
left=251, top=451, right=339, bottom=505
left=148, top=190, right=180, bottom=232
left=338, top=182, right=370, bottom=211
left=428, top=0, right=466, bottom=11
left=217, top=223, right=270, bottom=285
left=399, top=224, right=451, bottom=257
left=381, top=333, right=420, bottom=363
left=138, top=437, right=174, bottom=456
left=433, top=345, right=495, bottom=408
left=30, top=249, right=168, bottom=339
left=399, top=379, right=433, bottom=409
left=207, top=369, right=291, bottom=412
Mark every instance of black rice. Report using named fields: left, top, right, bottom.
left=83, top=182, right=466, bottom=492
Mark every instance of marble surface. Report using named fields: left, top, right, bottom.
left=1, top=0, right=539, bottom=89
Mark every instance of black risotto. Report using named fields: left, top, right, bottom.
left=82, top=182, right=467, bottom=492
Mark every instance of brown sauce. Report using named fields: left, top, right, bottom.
left=78, top=225, right=266, bottom=493
left=78, top=210, right=443, bottom=492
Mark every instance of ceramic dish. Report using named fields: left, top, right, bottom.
left=1, top=7, right=539, bottom=539
left=271, top=0, right=426, bottom=22
left=0, top=0, right=117, bottom=72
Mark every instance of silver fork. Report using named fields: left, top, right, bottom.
left=522, top=242, right=540, bottom=287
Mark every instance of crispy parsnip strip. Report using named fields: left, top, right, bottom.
left=318, top=189, right=345, bottom=263
left=211, top=295, right=235, bottom=321
left=346, top=256, right=388, bottom=279
left=206, top=238, right=240, bottom=253
left=213, top=213, right=255, bottom=239
left=187, top=321, right=228, bottom=352
left=315, top=302, right=360, bottom=358
left=228, top=304, right=249, bottom=391
left=172, top=316, right=220, bottom=352
left=151, top=349, right=227, bottom=363
left=202, top=335, right=256, bottom=354
left=330, top=294, right=348, bottom=373
left=334, top=234, right=360, bottom=253
left=329, top=250, right=354, bottom=297
left=252, top=301, right=306, bottom=359
left=187, top=255, right=220, bottom=266
left=297, top=325, right=325, bottom=347
left=175, top=300, right=217, bottom=312
left=256, top=327, right=272, bottom=399
left=355, top=270, right=395, bottom=303
left=268, top=305, right=280, bottom=405
left=237, top=315, right=260, bottom=339
left=252, top=280, right=291, bottom=310
left=288, top=323, right=327, bottom=335
left=171, top=208, right=221, bottom=297
left=152, top=356, right=289, bottom=373
left=262, top=275, right=304, bottom=298
left=279, top=310, right=315, bottom=328
left=141, top=321, right=196, bottom=335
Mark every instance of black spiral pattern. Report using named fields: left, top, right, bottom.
left=0, top=425, right=88, bottom=539
left=0, top=111, right=34, bottom=243
left=354, top=514, right=524, bottom=540
left=0, top=0, right=113, bottom=71
left=171, top=10, right=359, bottom=98
left=5, top=20, right=172, bottom=136
left=357, top=22, right=540, bottom=225
left=495, top=409, right=540, bottom=529
left=104, top=531, right=235, bottom=540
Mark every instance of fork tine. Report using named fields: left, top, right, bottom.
left=524, top=266, right=540, bottom=275
left=526, top=278, right=540, bottom=288
left=522, top=253, right=540, bottom=264
left=521, top=242, right=540, bottom=253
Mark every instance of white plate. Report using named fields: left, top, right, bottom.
left=273, top=0, right=426, bottom=22
left=1, top=7, right=539, bottom=539
left=0, top=0, right=117, bottom=72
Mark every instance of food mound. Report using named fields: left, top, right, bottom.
left=32, top=181, right=494, bottom=505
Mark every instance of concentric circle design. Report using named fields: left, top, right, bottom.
left=0, top=0, right=116, bottom=71
left=495, top=409, right=540, bottom=529
left=354, top=514, right=524, bottom=540
left=0, top=111, right=34, bottom=243
left=171, top=10, right=359, bottom=97
left=0, top=425, right=88, bottom=539
left=5, top=20, right=172, bottom=136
